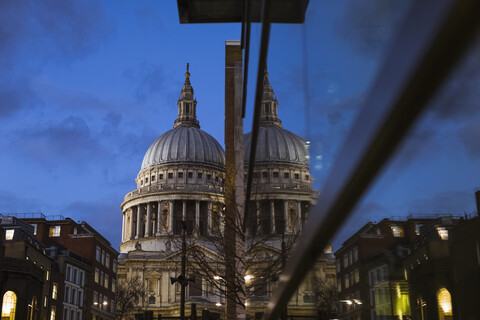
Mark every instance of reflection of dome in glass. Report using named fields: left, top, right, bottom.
left=141, top=126, right=225, bottom=169
left=244, top=126, right=308, bottom=165
left=243, top=70, right=309, bottom=166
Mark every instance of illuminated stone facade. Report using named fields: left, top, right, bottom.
left=118, top=67, right=335, bottom=319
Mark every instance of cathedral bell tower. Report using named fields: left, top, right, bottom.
left=174, top=63, right=200, bottom=128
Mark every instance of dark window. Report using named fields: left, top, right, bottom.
left=159, top=174, right=164, bottom=179
left=207, top=174, right=212, bottom=181
left=294, top=173, right=300, bottom=179
left=284, top=172, right=289, bottom=179
left=215, top=176, right=219, bottom=182
left=168, top=173, right=173, bottom=179
left=148, top=296, right=155, bottom=304
left=198, top=172, right=203, bottom=179
left=185, top=103, right=190, bottom=113
left=305, top=174, right=309, bottom=181
left=188, top=172, right=193, bottom=179
left=273, top=172, right=279, bottom=178
left=262, top=171, right=268, bottom=179
left=178, top=172, right=183, bottom=178
left=146, top=177, right=149, bottom=183
left=151, top=175, right=156, bottom=182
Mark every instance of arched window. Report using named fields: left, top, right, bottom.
left=28, top=296, right=37, bottom=320
left=2, top=291, right=17, bottom=320
left=437, top=288, right=453, bottom=320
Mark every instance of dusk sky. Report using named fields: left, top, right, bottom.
left=1, top=1, right=479, bottom=251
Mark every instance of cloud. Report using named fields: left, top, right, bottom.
left=408, top=189, right=476, bottom=214
left=124, top=62, right=167, bottom=103
left=10, top=116, right=108, bottom=169
left=335, top=0, right=411, bottom=59
left=0, top=190, right=43, bottom=214
left=0, top=0, right=111, bottom=117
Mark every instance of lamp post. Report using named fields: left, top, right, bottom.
left=170, top=221, right=193, bottom=320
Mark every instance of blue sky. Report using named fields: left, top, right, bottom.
left=1, top=0, right=479, bottom=250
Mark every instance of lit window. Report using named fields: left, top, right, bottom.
left=415, top=223, right=423, bottom=235
left=93, top=291, right=98, bottom=307
left=437, top=288, right=452, bottom=317
left=391, top=225, right=404, bottom=237
left=105, top=253, right=110, bottom=268
left=437, top=227, right=449, bottom=240
left=104, top=274, right=109, bottom=289
left=1, top=291, right=17, bottom=319
left=50, top=307, right=56, bottom=320
left=112, top=279, right=116, bottom=293
left=5, top=229, right=14, bottom=240
left=52, top=283, right=58, bottom=300
left=95, top=268, right=99, bottom=283
left=31, top=224, right=37, bottom=235
left=44, top=296, right=48, bottom=307
left=49, top=226, right=61, bottom=237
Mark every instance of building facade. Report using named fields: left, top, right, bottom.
left=117, top=67, right=335, bottom=319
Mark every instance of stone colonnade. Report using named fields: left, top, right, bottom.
left=121, top=200, right=221, bottom=241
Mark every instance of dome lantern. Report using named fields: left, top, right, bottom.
left=260, top=69, right=282, bottom=128
left=174, top=63, right=200, bottom=128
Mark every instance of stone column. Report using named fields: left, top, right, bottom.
left=207, top=202, right=212, bottom=235
left=195, top=200, right=200, bottom=230
left=129, top=208, right=135, bottom=240
left=121, top=211, right=125, bottom=241
left=156, top=201, right=162, bottom=235
left=270, top=200, right=276, bottom=234
left=182, top=200, right=186, bottom=221
left=297, top=201, right=302, bottom=233
left=146, top=202, right=152, bottom=237
left=136, top=204, right=142, bottom=239
left=169, top=201, right=174, bottom=233
left=284, top=200, right=289, bottom=233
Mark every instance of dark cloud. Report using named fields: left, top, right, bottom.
left=64, top=199, right=123, bottom=248
left=124, top=62, right=167, bottom=103
left=409, top=189, right=477, bottom=214
left=10, top=116, right=108, bottom=168
left=335, top=0, right=411, bottom=59
left=459, top=116, right=480, bottom=158
left=0, top=191, right=43, bottom=214
left=0, top=0, right=110, bottom=117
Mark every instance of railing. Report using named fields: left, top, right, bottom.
left=125, top=184, right=225, bottom=200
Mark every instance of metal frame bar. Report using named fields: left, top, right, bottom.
left=244, top=0, right=272, bottom=232
left=262, top=0, right=480, bottom=318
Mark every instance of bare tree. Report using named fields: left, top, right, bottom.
left=115, top=276, right=146, bottom=320
left=313, top=274, right=338, bottom=318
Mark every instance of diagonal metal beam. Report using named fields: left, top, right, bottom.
left=263, top=0, right=480, bottom=319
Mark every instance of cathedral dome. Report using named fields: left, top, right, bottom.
left=141, top=126, right=225, bottom=170
left=243, top=70, right=309, bottom=166
left=244, top=126, right=308, bottom=165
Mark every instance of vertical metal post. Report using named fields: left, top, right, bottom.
left=181, top=220, right=187, bottom=320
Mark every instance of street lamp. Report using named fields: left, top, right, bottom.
left=169, top=221, right=194, bottom=320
